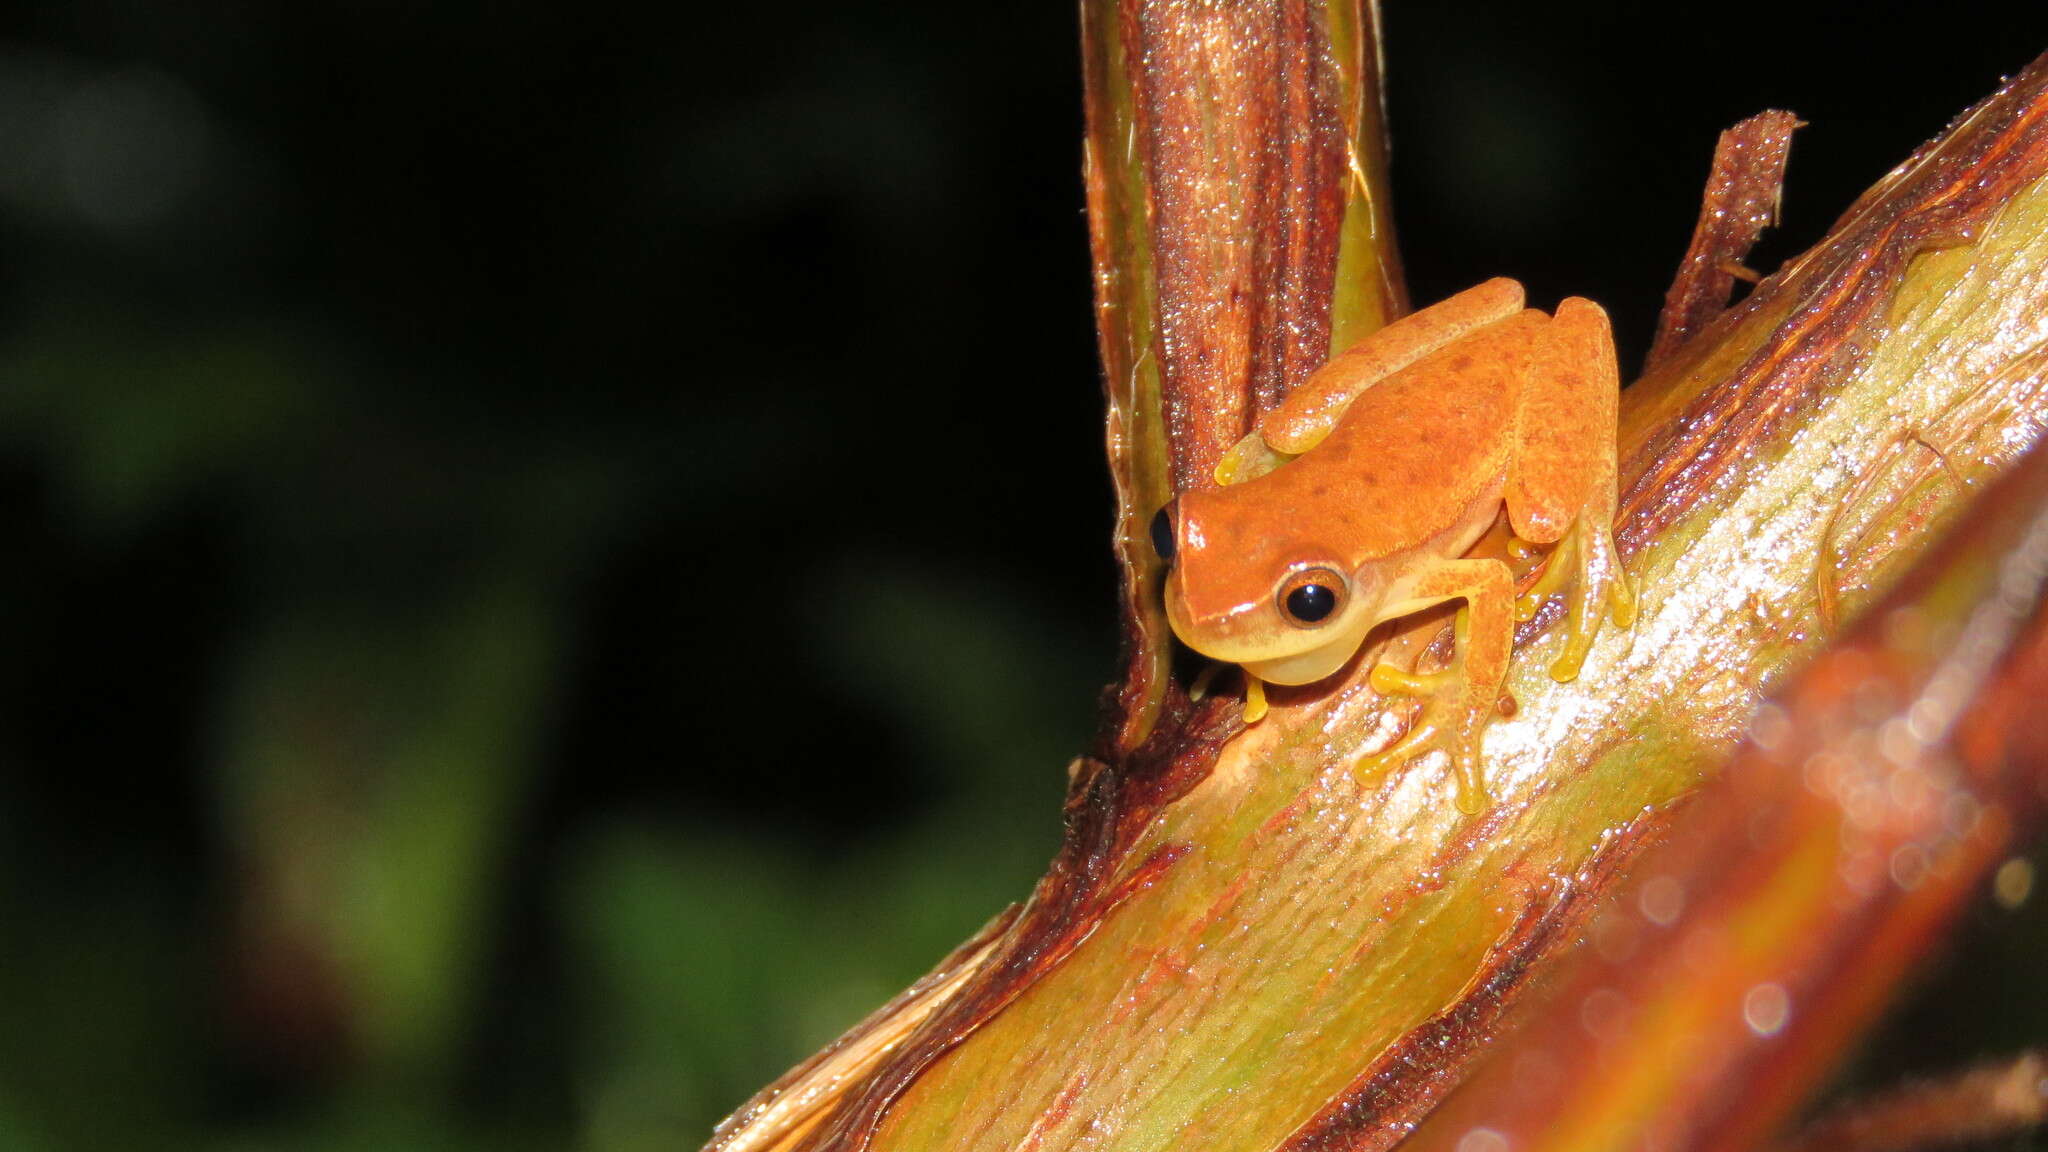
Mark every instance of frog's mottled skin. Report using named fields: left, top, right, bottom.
left=1160, top=279, right=1635, bottom=812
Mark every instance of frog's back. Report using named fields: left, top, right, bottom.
left=1253, top=310, right=1541, bottom=560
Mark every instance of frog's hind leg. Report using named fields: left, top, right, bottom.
left=1503, top=297, right=1636, bottom=682
left=1360, top=557, right=1515, bottom=813
left=1218, top=279, right=1528, bottom=485
left=1257, top=278, right=1527, bottom=457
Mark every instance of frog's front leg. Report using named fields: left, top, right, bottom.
left=1360, top=557, right=1515, bottom=814
left=1504, top=296, right=1636, bottom=681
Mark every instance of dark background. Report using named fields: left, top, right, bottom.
left=1, top=2, right=2046, bottom=1149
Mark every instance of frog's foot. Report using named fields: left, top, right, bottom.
left=1362, top=661, right=1493, bottom=813
left=1512, top=515, right=1636, bottom=683
left=1214, top=432, right=1295, bottom=486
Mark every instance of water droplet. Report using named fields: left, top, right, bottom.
left=1743, top=983, right=1791, bottom=1037
left=1890, top=844, right=1929, bottom=890
left=1994, top=857, right=2035, bottom=910
left=1579, top=988, right=1629, bottom=1043
left=1639, top=876, right=1686, bottom=926
left=1457, top=1128, right=1510, bottom=1152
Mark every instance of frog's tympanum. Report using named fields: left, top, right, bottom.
left=1154, top=279, right=1636, bottom=812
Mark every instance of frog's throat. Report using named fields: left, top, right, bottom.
left=1240, top=610, right=1379, bottom=686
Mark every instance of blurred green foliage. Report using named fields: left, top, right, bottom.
left=0, top=3, right=1096, bottom=1148
left=0, top=3, right=2044, bottom=1151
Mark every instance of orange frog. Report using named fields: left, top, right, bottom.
left=1152, top=278, right=1636, bottom=812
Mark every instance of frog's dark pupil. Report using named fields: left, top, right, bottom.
left=1150, top=507, right=1175, bottom=563
left=1286, top=583, right=1337, bottom=622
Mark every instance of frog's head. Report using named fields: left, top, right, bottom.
left=1153, top=488, right=1386, bottom=687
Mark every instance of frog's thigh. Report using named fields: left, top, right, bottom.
left=1504, top=297, right=1619, bottom=544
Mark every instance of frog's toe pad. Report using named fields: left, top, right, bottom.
left=1609, top=570, right=1639, bottom=628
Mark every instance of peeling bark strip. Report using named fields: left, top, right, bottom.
left=1398, top=439, right=2048, bottom=1152
left=1620, top=64, right=2048, bottom=555
left=1647, top=110, right=1800, bottom=373
left=1083, top=0, right=1178, bottom=755
left=1134, top=0, right=1348, bottom=491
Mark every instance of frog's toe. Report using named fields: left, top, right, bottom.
left=1514, top=535, right=1578, bottom=619
left=1368, top=662, right=1450, bottom=697
left=1609, top=568, right=1639, bottom=629
left=1449, top=747, right=1488, bottom=814
left=1548, top=624, right=1597, bottom=682
left=1239, top=671, right=1271, bottom=723
left=1547, top=567, right=1609, bottom=681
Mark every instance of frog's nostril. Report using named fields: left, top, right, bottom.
left=1150, top=505, right=1176, bottom=563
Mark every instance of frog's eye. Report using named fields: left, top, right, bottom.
left=1277, top=567, right=1345, bottom=627
left=1150, top=504, right=1176, bottom=564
